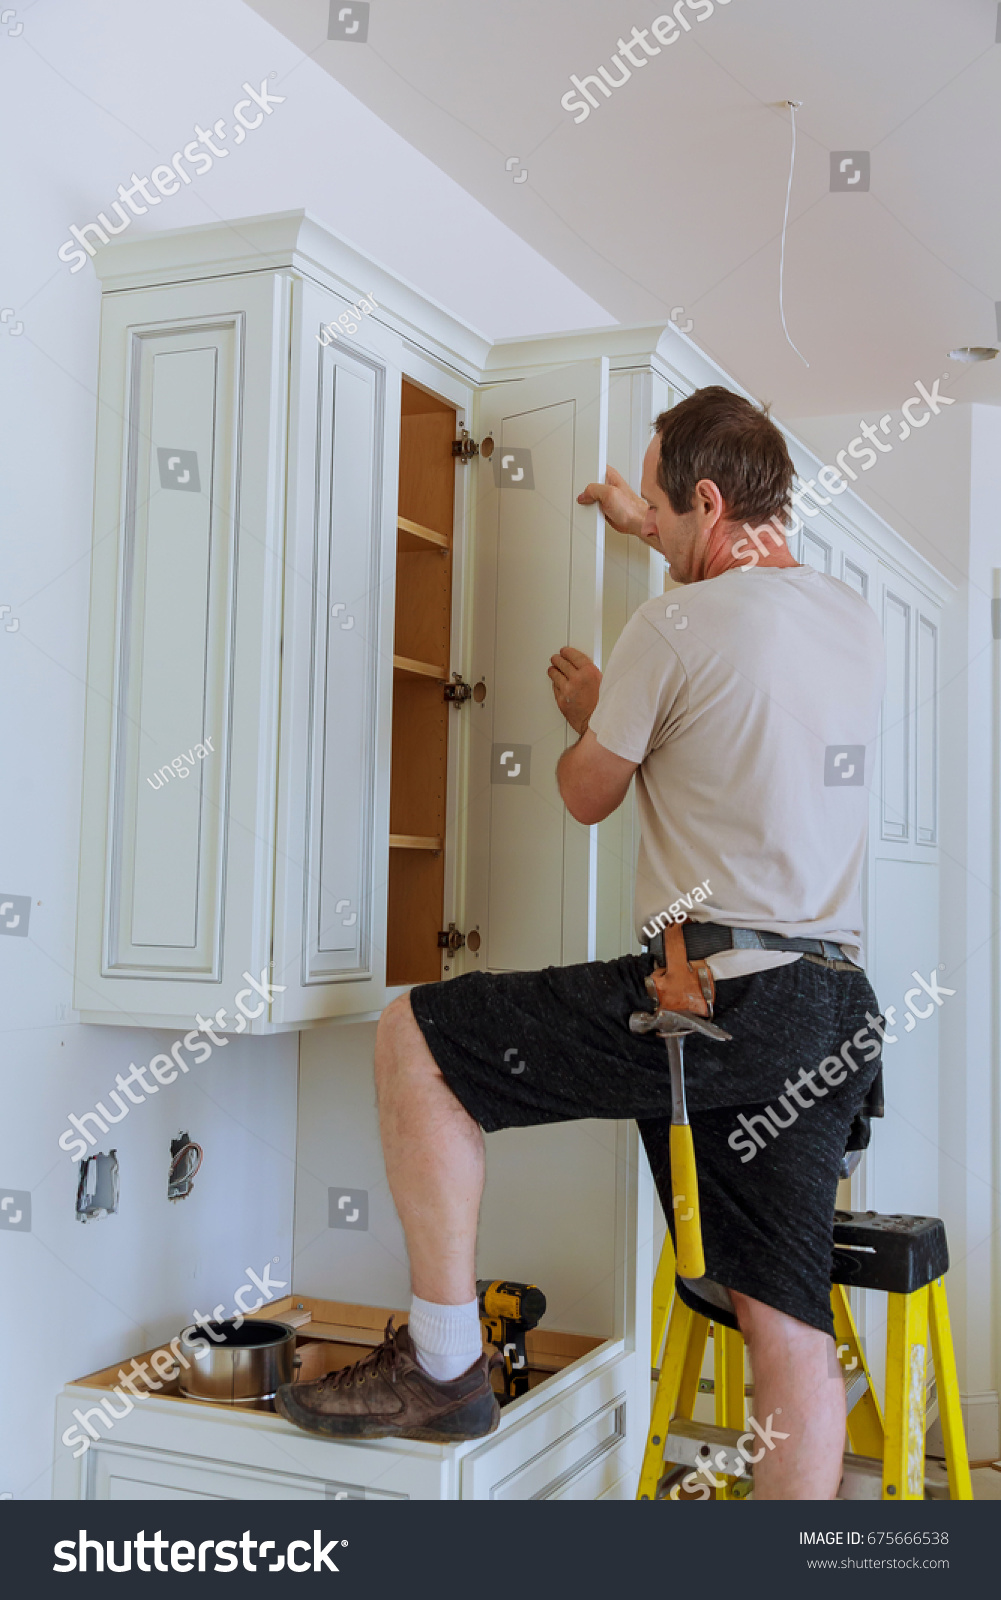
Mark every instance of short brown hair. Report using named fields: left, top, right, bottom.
left=653, top=386, right=794, bottom=528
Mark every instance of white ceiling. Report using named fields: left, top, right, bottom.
left=243, top=0, right=1001, bottom=417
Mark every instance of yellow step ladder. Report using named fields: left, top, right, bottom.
left=638, top=1210, right=973, bottom=1502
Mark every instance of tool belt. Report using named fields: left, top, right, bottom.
left=642, top=921, right=862, bottom=1023
left=643, top=920, right=860, bottom=969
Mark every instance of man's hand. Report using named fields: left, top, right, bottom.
left=549, top=647, right=601, bottom=735
left=577, top=465, right=647, bottom=539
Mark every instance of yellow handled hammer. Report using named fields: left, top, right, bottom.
left=628, top=1007, right=732, bottom=1279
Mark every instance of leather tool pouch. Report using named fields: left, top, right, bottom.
left=644, top=922, right=716, bottom=1018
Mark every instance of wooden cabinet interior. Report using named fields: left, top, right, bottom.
left=71, top=1295, right=604, bottom=1403
left=386, top=380, right=457, bottom=986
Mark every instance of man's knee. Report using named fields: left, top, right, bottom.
left=729, top=1290, right=761, bottom=1341
left=374, top=993, right=436, bottom=1094
left=374, top=993, right=411, bottom=1076
left=377, top=991, right=413, bottom=1036
left=730, top=1291, right=819, bottom=1350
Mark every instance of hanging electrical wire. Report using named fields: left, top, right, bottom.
left=779, top=99, right=809, bottom=368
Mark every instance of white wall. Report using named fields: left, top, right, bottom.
left=1, top=1028, right=297, bottom=1499
left=0, top=0, right=612, bottom=1501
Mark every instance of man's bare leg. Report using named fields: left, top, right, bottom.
left=373, top=1001, right=847, bottom=1491
left=374, top=992, right=484, bottom=1304
left=730, top=1291, right=845, bottom=1499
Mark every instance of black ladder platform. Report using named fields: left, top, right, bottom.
left=831, top=1210, right=948, bottom=1295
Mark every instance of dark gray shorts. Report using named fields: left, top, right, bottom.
left=409, top=952, right=883, bottom=1338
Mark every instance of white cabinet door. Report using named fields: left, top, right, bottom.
left=74, top=273, right=292, bottom=1027
left=271, top=278, right=401, bottom=1023
left=465, top=361, right=608, bottom=972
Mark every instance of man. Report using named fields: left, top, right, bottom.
left=276, top=386, right=886, bottom=1501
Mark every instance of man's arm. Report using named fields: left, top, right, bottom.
left=548, top=645, right=638, bottom=824
left=556, top=730, right=638, bottom=825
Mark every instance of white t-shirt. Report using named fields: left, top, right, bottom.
left=588, top=565, right=886, bottom=973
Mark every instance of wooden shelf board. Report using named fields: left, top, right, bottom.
left=393, top=654, right=445, bottom=680
left=389, top=834, right=442, bottom=851
left=397, top=515, right=449, bottom=552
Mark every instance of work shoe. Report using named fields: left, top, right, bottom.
left=274, top=1318, right=502, bottom=1443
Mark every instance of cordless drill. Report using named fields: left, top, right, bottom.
left=477, top=1279, right=547, bottom=1402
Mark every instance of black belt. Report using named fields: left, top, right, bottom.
left=642, top=921, right=860, bottom=968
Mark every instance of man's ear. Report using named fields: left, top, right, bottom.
left=694, top=478, right=726, bottom=522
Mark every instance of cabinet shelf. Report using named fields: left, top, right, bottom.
left=389, top=834, right=442, bottom=851
left=393, top=653, right=445, bottom=681
left=397, top=515, right=449, bottom=553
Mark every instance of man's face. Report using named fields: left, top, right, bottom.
left=639, top=437, right=705, bottom=584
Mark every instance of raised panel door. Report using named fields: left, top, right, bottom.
left=466, top=361, right=608, bottom=972
left=74, top=273, right=292, bottom=1026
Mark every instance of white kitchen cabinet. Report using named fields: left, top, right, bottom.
left=73, top=215, right=625, bottom=1030
left=53, top=1274, right=645, bottom=1502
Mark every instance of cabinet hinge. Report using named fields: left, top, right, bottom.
left=443, top=672, right=472, bottom=705
left=451, top=427, right=479, bottom=463
left=437, top=923, right=466, bottom=953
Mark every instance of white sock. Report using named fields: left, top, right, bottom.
left=409, top=1295, right=483, bottom=1382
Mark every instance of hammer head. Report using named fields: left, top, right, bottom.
left=629, top=1008, right=732, bottom=1042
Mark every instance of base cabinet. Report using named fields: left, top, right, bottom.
left=54, top=1353, right=638, bottom=1503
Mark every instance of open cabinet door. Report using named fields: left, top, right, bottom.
left=465, top=359, right=608, bottom=973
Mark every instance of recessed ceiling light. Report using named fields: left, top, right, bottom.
left=948, top=346, right=998, bottom=363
